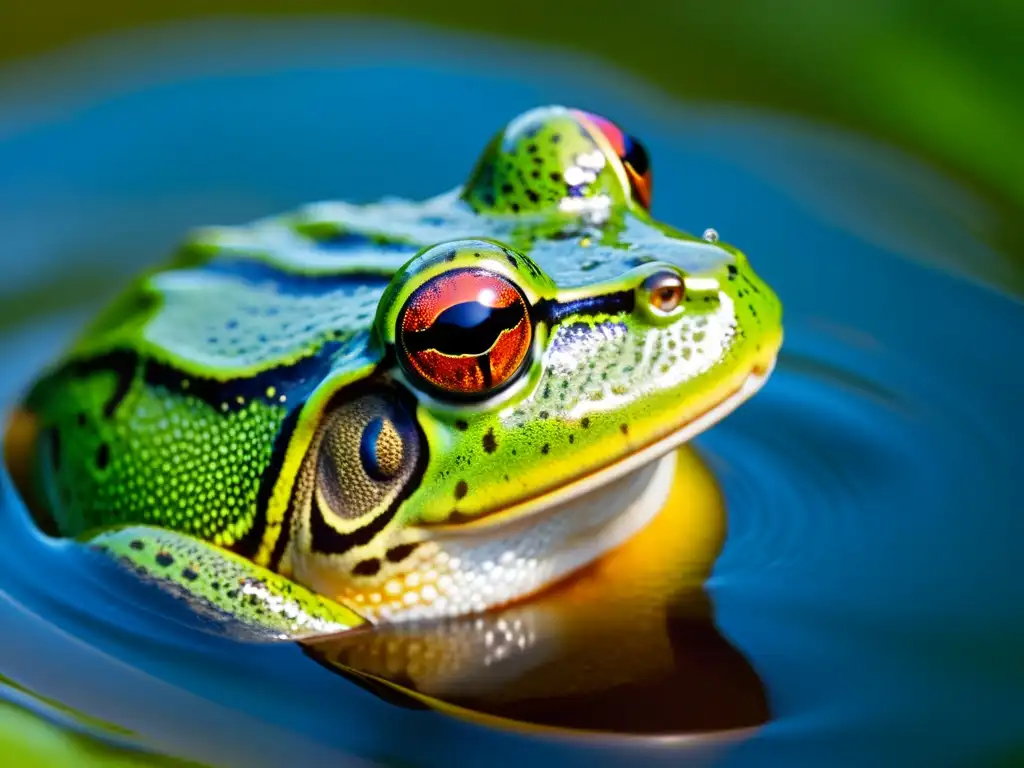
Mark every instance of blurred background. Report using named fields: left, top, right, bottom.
left=3, top=0, right=1023, bottom=263
left=1, top=3, right=1023, bottom=767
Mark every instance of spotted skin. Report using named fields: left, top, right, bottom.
left=90, top=526, right=364, bottom=638
left=17, top=105, right=783, bottom=636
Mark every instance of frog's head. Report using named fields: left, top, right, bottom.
left=287, top=107, right=782, bottom=623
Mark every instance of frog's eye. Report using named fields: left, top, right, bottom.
left=397, top=268, right=532, bottom=398
left=642, top=270, right=685, bottom=315
left=574, top=110, right=653, bottom=210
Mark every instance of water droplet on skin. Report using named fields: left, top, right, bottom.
left=703, top=228, right=719, bottom=243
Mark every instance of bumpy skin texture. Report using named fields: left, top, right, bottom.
left=22, top=106, right=782, bottom=635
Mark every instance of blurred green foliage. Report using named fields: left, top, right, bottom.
left=0, top=700, right=200, bottom=768
left=2, top=0, right=1022, bottom=259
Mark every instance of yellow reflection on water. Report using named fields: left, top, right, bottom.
left=307, top=446, right=769, bottom=736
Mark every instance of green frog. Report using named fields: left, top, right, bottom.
left=12, top=106, right=782, bottom=640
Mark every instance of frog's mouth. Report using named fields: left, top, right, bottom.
left=420, top=354, right=777, bottom=538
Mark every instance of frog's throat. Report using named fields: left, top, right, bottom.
left=420, top=356, right=777, bottom=538
left=347, top=450, right=678, bottom=624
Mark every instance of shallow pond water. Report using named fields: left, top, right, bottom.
left=1, top=19, right=1022, bottom=768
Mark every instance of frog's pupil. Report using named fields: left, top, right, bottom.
left=404, top=301, right=524, bottom=357
left=622, top=135, right=649, bottom=177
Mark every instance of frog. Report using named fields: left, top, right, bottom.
left=10, top=105, right=782, bottom=641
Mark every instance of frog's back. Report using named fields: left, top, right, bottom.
left=22, top=208, right=425, bottom=548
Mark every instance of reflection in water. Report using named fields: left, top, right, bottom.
left=0, top=18, right=1021, bottom=768
left=307, top=449, right=768, bottom=735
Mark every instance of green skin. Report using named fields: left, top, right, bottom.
left=21, top=106, right=782, bottom=639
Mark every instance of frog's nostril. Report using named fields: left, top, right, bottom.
left=643, top=271, right=684, bottom=314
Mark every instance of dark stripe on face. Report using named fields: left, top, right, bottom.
left=41, top=338, right=352, bottom=415
left=143, top=339, right=350, bottom=412
left=233, top=405, right=304, bottom=561
left=538, top=289, right=635, bottom=325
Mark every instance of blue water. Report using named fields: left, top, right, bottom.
left=1, top=19, right=1023, bottom=768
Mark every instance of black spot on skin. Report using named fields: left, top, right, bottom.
left=454, top=419, right=469, bottom=432
left=569, top=435, right=575, bottom=444
left=76, top=413, right=87, bottom=426
left=510, top=202, right=520, bottom=212
left=96, top=443, right=110, bottom=470
left=504, top=474, right=510, bottom=481
left=531, top=170, right=540, bottom=179
left=211, top=582, right=221, bottom=591
left=226, top=319, right=238, bottom=330
left=155, top=552, right=175, bottom=567
left=505, top=253, right=518, bottom=268
left=129, top=540, right=144, bottom=551
left=454, top=480, right=469, bottom=500
left=182, top=567, right=199, bottom=581
left=501, top=183, right=514, bottom=193
left=549, top=172, right=561, bottom=182
left=482, top=429, right=497, bottom=454
left=620, top=424, right=629, bottom=435
left=353, top=559, right=382, bottom=577
left=727, top=264, right=738, bottom=278
left=386, top=543, right=419, bottom=564
left=541, top=444, right=550, bottom=455
left=226, top=590, right=238, bottom=599
left=526, top=190, right=540, bottom=203
left=581, top=417, right=591, bottom=429
left=527, top=143, right=537, bottom=153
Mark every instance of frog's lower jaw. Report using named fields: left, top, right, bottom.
left=343, top=450, right=677, bottom=624
left=341, top=362, right=777, bottom=625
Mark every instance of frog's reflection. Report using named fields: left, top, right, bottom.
left=305, top=448, right=769, bottom=735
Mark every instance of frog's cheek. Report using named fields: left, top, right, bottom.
left=286, top=384, right=428, bottom=602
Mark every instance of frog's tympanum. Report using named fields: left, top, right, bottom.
left=13, top=106, right=782, bottom=640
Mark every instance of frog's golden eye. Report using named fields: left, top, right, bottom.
left=573, top=110, right=653, bottom=210
left=643, top=270, right=685, bottom=315
left=397, top=268, right=532, bottom=398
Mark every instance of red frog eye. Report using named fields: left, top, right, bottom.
left=572, top=110, right=653, bottom=210
left=398, top=269, right=532, bottom=397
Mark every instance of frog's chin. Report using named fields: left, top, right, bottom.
left=354, top=450, right=678, bottom=624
